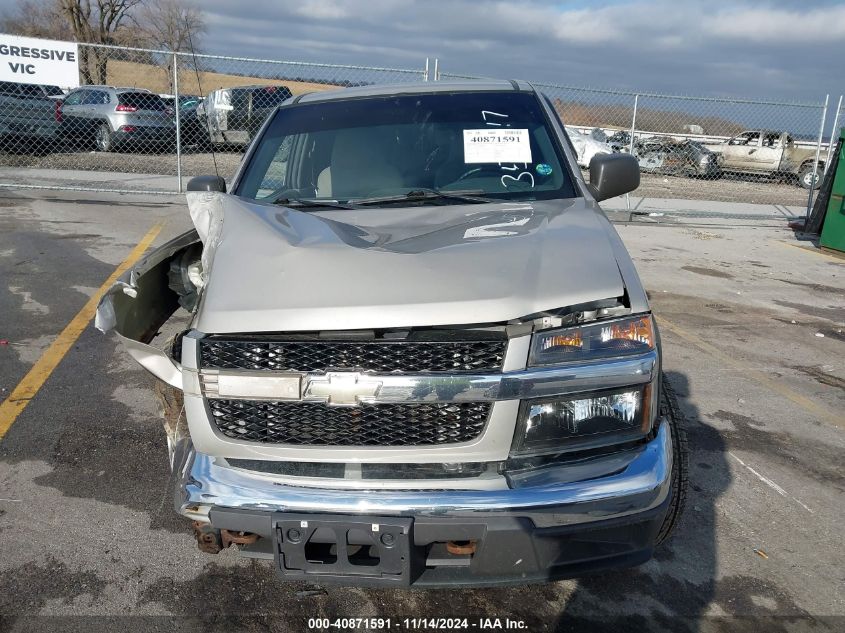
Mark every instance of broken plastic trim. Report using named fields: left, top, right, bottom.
left=96, top=229, right=201, bottom=388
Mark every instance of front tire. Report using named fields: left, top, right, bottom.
left=798, top=163, right=822, bottom=190
left=95, top=122, right=114, bottom=152
left=655, top=372, right=689, bottom=545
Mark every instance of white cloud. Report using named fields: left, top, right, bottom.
left=700, top=5, right=845, bottom=43
left=291, top=0, right=351, bottom=20
left=189, top=0, right=841, bottom=99
left=0, top=0, right=837, bottom=99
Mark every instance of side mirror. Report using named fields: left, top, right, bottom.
left=187, top=175, right=226, bottom=193
left=587, top=153, right=640, bottom=202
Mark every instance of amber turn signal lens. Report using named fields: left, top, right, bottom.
left=603, top=316, right=654, bottom=347
left=530, top=315, right=655, bottom=366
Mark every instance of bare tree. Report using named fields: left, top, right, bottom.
left=138, top=0, right=207, bottom=93
left=140, top=0, right=205, bottom=53
left=0, top=0, right=207, bottom=88
left=58, top=0, right=144, bottom=84
left=0, top=0, right=73, bottom=40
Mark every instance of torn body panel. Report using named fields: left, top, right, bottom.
left=96, top=229, right=201, bottom=388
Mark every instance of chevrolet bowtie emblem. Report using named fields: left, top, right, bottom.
left=306, top=372, right=383, bottom=406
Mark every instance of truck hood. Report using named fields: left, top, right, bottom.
left=193, top=194, right=627, bottom=333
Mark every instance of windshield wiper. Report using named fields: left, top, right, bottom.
left=271, top=197, right=358, bottom=210
left=352, top=189, right=496, bottom=206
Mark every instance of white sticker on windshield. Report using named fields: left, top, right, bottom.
left=463, top=128, right=532, bottom=164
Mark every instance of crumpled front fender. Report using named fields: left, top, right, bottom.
left=96, top=229, right=201, bottom=389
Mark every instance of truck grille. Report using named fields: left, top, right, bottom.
left=200, top=338, right=507, bottom=373
left=209, top=400, right=491, bottom=446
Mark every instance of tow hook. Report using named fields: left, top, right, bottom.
left=193, top=520, right=223, bottom=554
left=446, top=540, right=477, bottom=556
left=221, top=529, right=260, bottom=548
left=192, top=521, right=260, bottom=554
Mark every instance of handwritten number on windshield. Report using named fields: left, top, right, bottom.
left=481, top=110, right=534, bottom=189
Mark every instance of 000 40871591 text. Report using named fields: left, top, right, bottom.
left=307, top=617, right=529, bottom=630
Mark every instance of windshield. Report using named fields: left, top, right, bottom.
left=236, top=90, right=576, bottom=205
left=15, top=83, right=63, bottom=97
left=119, top=92, right=168, bottom=111
left=248, top=86, right=292, bottom=109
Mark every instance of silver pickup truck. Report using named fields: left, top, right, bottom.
left=706, top=129, right=824, bottom=189
left=97, top=80, right=688, bottom=587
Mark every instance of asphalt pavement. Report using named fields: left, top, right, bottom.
left=0, top=189, right=843, bottom=633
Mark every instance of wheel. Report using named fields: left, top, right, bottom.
left=95, top=122, right=114, bottom=152
left=798, top=163, right=822, bottom=190
left=655, top=372, right=689, bottom=545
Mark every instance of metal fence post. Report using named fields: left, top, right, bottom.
left=825, top=95, right=843, bottom=173
left=628, top=94, right=639, bottom=153
left=625, top=94, right=639, bottom=213
left=433, top=58, right=439, bottom=81
left=424, top=57, right=429, bottom=81
left=173, top=52, right=182, bottom=194
left=806, top=94, right=829, bottom=216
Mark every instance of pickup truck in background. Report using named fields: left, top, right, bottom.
left=706, top=130, right=824, bottom=189
left=197, top=84, right=293, bottom=147
left=0, top=81, right=63, bottom=149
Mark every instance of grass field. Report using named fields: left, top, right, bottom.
left=106, top=59, right=340, bottom=96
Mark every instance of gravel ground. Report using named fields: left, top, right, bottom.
left=0, top=190, right=843, bottom=632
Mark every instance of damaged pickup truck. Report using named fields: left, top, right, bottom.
left=706, top=129, right=825, bottom=189
left=97, top=80, right=688, bottom=587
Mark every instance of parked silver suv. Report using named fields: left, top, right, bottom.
left=58, top=86, right=175, bottom=152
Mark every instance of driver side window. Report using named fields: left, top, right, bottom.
left=255, top=136, right=293, bottom=199
left=763, top=133, right=781, bottom=148
left=63, top=90, right=84, bottom=106
left=729, top=132, right=759, bottom=146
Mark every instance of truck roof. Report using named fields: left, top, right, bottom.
left=295, top=79, right=535, bottom=105
left=209, top=84, right=291, bottom=94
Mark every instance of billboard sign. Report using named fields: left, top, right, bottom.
left=0, top=34, right=80, bottom=88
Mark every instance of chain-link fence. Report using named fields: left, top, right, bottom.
left=0, top=41, right=429, bottom=194
left=0, top=34, right=839, bottom=213
left=444, top=72, right=832, bottom=211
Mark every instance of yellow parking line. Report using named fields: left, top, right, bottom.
left=773, top=240, right=845, bottom=263
left=0, top=221, right=164, bottom=440
left=657, top=316, right=844, bottom=430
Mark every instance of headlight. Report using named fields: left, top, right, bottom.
left=513, top=385, right=653, bottom=456
left=517, top=314, right=657, bottom=455
left=528, top=315, right=654, bottom=366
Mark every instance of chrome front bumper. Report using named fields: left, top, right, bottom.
left=175, top=420, right=672, bottom=529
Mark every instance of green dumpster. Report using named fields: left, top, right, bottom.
left=820, top=127, right=845, bottom=253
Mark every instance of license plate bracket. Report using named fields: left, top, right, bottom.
left=273, top=514, right=415, bottom=586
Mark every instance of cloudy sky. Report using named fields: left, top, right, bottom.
left=193, top=0, right=844, bottom=102
left=0, top=0, right=841, bottom=104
